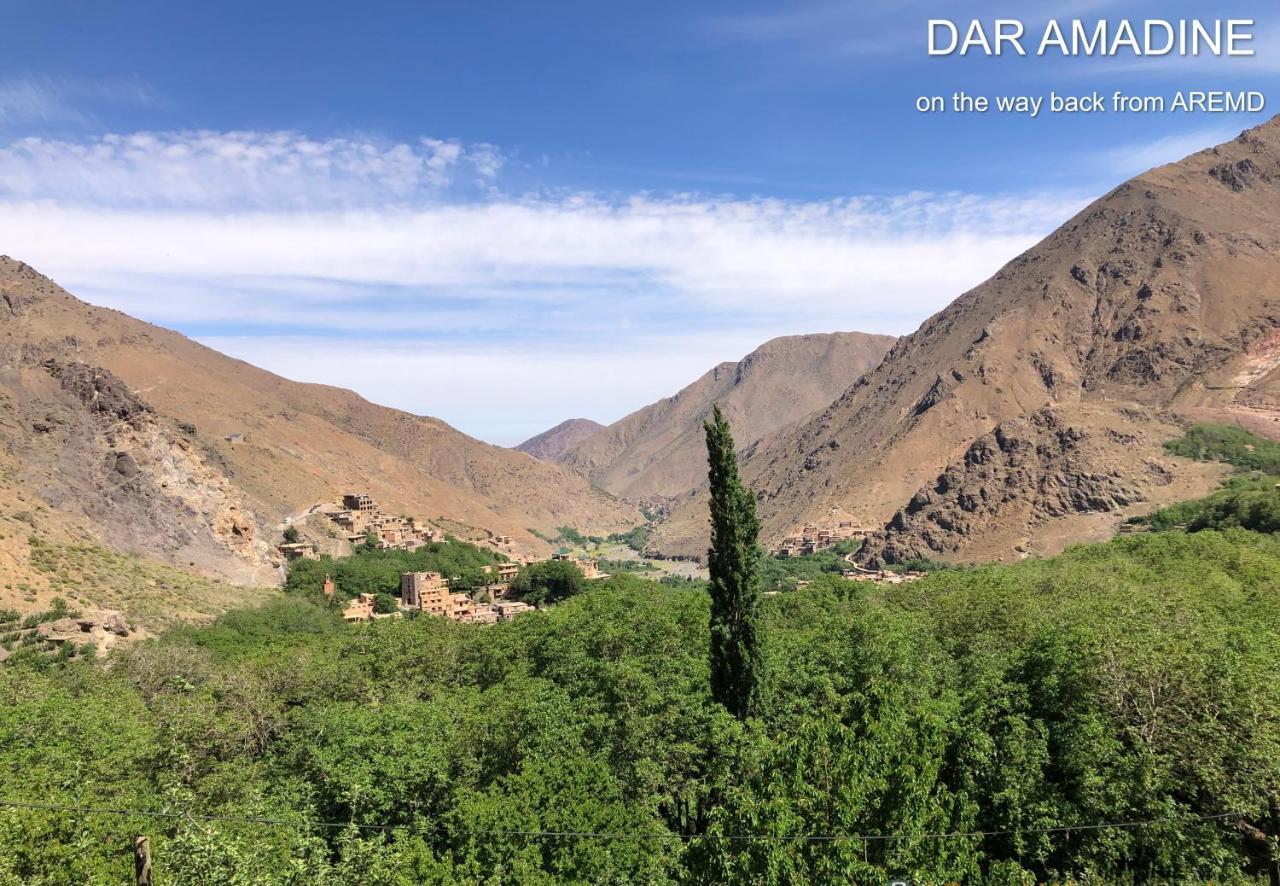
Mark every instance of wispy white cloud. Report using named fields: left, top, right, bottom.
left=0, top=75, right=158, bottom=126
left=0, top=195, right=1075, bottom=314
left=0, top=126, right=1102, bottom=441
left=1092, top=123, right=1246, bottom=178
left=0, top=130, right=502, bottom=208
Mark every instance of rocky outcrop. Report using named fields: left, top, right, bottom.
left=42, top=360, right=152, bottom=424
left=857, top=409, right=1165, bottom=565
left=0, top=353, right=278, bottom=584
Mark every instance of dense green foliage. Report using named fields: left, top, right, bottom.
left=508, top=559, right=585, bottom=606
left=1136, top=424, right=1280, bottom=535
left=1140, top=473, right=1280, bottom=533
left=595, top=557, right=657, bottom=574
left=2, top=530, right=1280, bottom=882
left=285, top=539, right=503, bottom=601
left=1164, top=422, right=1280, bottom=473
left=704, top=406, right=764, bottom=722
left=607, top=524, right=651, bottom=553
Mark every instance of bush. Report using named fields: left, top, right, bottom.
left=556, top=525, right=587, bottom=546
left=1165, top=422, right=1280, bottom=473
left=607, top=524, right=651, bottom=553
left=509, top=559, right=585, bottom=605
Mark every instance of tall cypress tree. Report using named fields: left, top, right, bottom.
left=703, top=405, right=764, bottom=720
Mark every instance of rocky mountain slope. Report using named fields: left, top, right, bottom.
left=515, top=418, right=604, bottom=461
left=653, top=117, right=1280, bottom=563
left=558, top=332, right=895, bottom=500
left=0, top=258, right=640, bottom=599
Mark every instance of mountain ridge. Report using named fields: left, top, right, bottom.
left=557, top=331, right=896, bottom=500
left=0, top=257, right=641, bottom=603
left=652, top=115, right=1280, bottom=562
left=515, top=418, right=605, bottom=461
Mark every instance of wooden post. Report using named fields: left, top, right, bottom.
left=1269, top=795, right=1280, bottom=886
left=134, top=835, right=152, bottom=886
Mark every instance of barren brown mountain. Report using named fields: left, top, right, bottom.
left=653, top=117, right=1280, bottom=563
left=515, top=418, right=604, bottom=461
left=558, top=332, right=895, bottom=500
left=0, top=258, right=640, bottom=601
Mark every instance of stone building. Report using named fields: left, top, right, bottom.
left=343, top=493, right=376, bottom=512
left=342, top=593, right=376, bottom=622
left=277, top=541, right=318, bottom=562
left=401, top=571, right=449, bottom=611
left=495, top=600, right=534, bottom=621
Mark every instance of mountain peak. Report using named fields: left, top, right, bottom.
left=515, top=418, right=605, bottom=461
left=558, top=331, right=895, bottom=499
left=652, top=120, right=1280, bottom=562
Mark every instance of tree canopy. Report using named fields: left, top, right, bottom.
left=508, top=558, right=585, bottom=606
left=3, top=527, right=1280, bottom=881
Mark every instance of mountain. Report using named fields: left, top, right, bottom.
left=557, top=332, right=896, bottom=500
left=515, top=418, right=605, bottom=461
left=0, top=257, right=641, bottom=605
left=653, top=117, right=1280, bottom=563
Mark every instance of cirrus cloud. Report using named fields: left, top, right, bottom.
left=0, top=127, right=1089, bottom=442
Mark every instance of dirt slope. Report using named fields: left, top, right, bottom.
left=515, top=419, right=605, bottom=461
left=0, top=258, right=641, bottom=594
left=558, top=332, right=895, bottom=500
left=654, top=117, right=1280, bottom=562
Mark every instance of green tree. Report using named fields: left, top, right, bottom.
left=703, top=405, right=764, bottom=721
left=509, top=559, right=584, bottom=606
left=281, top=525, right=301, bottom=544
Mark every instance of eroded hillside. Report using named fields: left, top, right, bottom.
left=654, top=117, right=1280, bottom=563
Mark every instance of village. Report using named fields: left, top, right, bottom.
left=773, top=509, right=876, bottom=558
left=276, top=495, right=924, bottom=628
left=278, top=493, right=610, bottom=625
left=775, top=508, right=928, bottom=587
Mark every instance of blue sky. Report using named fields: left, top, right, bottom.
left=1, top=1, right=1276, bottom=443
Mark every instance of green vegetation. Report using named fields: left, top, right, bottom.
left=1, top=530, right=1279, bottom=881
left=607, top=524, right=651, bottom=553
left=1136, top=424, right=1280, bottom=535
left=555, top=525, right=588, bottom=547
left=285, top=538, right=503, bottom=601
left=704, top=405, right=764, bottom=722
left=758, top=536, right=860, bottom=590
left=1164, top=422, right=1280, bottom=473
left=1140, top=473, right=1280, bottom=533
left=25, top=537, right=275, bottom=628
left=508, top=558, right=585, bottom=606
left=281, top=524, right=301, bottom=544
left=596, top=557, right=657, bottom=574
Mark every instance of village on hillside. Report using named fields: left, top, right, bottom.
left=273, top=495, right=925, bottom=630
left=278, top=493, right=611, bottom=625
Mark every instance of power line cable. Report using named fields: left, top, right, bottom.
left=0, top=799, right=1243, bottom=844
